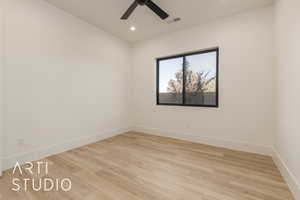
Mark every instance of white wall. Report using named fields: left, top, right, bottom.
left=2, top=0, right=132, bottom=169
left=0, top=0, right=4, bottom=175
left=275, top=0, right=300, bottom=198
left=132, top=7, right=276, bottom=155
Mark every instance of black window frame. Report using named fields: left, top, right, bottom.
left=156, top=48, right=219, bottom=108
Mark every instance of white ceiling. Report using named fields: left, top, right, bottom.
left=45, top=0, right=274, bottom=43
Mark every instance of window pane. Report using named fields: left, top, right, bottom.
left=158, top=57, right=183, bottom=104
left=185, top=51, right=217, bottom=105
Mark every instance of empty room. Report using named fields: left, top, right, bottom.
left=0, top=0, right=299, bottom=199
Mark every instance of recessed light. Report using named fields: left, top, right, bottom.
left=130, top=26, right=136, bottom=31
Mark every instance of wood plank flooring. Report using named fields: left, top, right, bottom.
left=0, top=132, right=294, bottom=200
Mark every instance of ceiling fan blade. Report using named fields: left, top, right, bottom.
left=121, top=1, right=139, bottom=20
left=146, top=0, right=169, bottom=20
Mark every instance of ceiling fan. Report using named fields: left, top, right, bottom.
left=121, top=0, right=169, bottom=20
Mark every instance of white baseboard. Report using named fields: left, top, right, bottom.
left=2, top=127, right=131, bottom=171
left=272, top=149, right=300, bottom=200
left=133, top=126, right=273, bottom=156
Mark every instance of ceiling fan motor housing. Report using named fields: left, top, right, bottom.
left=137, top=0, right=150, bottom=6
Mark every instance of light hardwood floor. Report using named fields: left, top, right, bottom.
left=0, top=132, right=294, bottom=200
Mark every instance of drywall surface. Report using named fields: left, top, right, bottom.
left=275, top=0, right=300, bottom=197
left=2, top=0, right=132, bottom=169
left=0, top=0, right=4, bottom=175
left=132, top=7, right=276, bottom=153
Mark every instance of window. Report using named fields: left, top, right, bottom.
left=156, top=48, right=219, bottom=107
